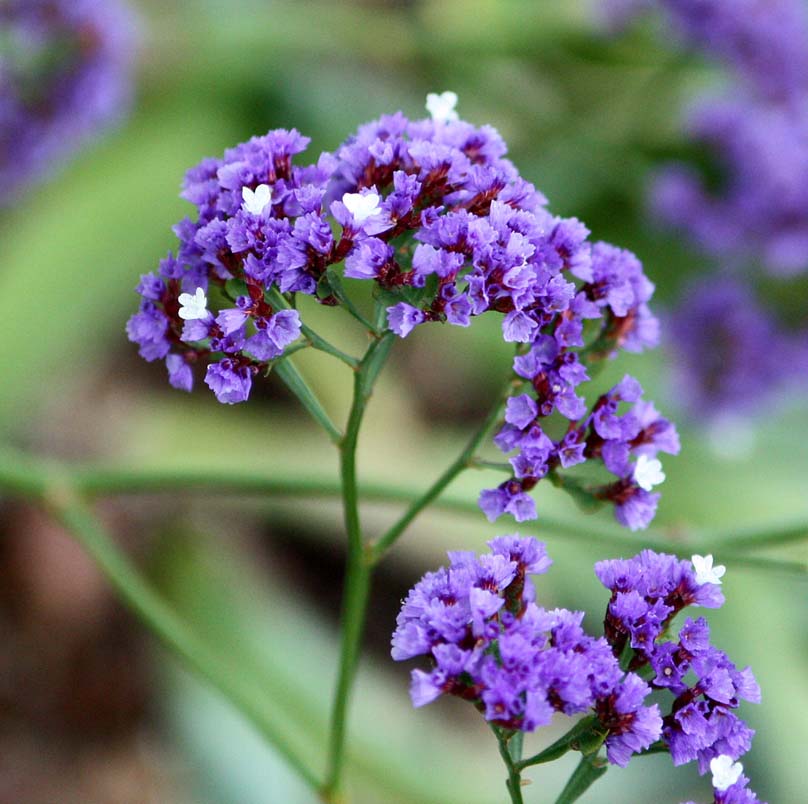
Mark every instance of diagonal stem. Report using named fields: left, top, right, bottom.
left=366, top=382, right=510, bottom=565
left=274, top=358, right=343, bottom=444
left=492, top=727, right=525, bottom=804
left=5, top=475, right=321, bottom=792
left=554, top=753, right=607, bottom=804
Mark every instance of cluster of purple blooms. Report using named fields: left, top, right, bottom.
left=0, top=0, right=136, bottom=203
left=392, top=537, right=764, bottom=801
left=600, top=0, right=808, bottom=419
left=602, top=0, right=808, bottom=103
left=128, top=94, right=676, bottom=530
left=669, top=278, right=808, bottom=421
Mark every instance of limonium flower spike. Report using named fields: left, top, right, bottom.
left=128, top=94, right=676, bottom=529
left=395, top=540, right=762, bottom=782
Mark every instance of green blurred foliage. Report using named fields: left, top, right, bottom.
left=1, top=1, right=805, bottom=802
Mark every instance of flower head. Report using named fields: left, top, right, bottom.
left=711, top=755, right=744, bottom=792
left=425, top=91, right=459, bottom=123
left=178, top=288, right=209, bottom=321
left=634, top=454, right=665, bottom=491
left=692, top=554, right=726, bottom=586
left=129, top=98, right=673, bottom=531
left=342, top=191, right=382, bottom=223
left=242, top=184, right=273, bottom=216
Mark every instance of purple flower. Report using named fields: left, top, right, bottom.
left=129, top=99, right=673, bottom=537
left=166, top=354, right=193, bottom=392
left=204, top=360, right=253, bottom=404
left=126, top=304, right=170, bottom=362
left=0, top=0, right=137, bottom=203
left=669, top=278, right=804, bottom=419
left=344, top=238, right=394, bottom=280
left=599, top=673, right=663, bottom=766
left=387, top=303, right=425, bottom=338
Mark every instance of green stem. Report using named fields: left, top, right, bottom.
left=267, top=287, right=360, bottom=368
left=10, top=478, right=320, bottom=792
left=554, top=753, right=608, bottom=804
left=324, top=267, right=378, bottom=334
left=274, top=359, right=343, bottom=444
left=1, top=450, right=804, bottom=576
left=322, top=332, right=395, bottom=802
left=517, top=716, right=598, bottom=770
left=493, top=728, right=525, bottom=804
left=713, top=521, right=808, bottom=551
left=366, top=385, right=509, bottom=565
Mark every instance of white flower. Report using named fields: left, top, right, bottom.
left=342, top=191, right=381, bottom=223
left=633, top=454, right=665, bottom=491
left=242, top=183, right=272, bottom=216
left=691, top=554, right=726, bottom=586
left=710, top=755, right=743, bottom=791
left=426, top=91, right=459, bottom=123
left=177, top=287, right=208, bottom=320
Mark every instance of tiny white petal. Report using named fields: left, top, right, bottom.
left=242, top=183, right=272, bottom=216
left=426, top=91, right=459, bottom=123
left=342, top=191, right=381, bottom=223
left=633, top=454, right=665, bottom=491
left=178, top=287, right=208, bottom=321
left=710, top=755, right=743, bottom=791
left=692, top=554, right=726, bottom=586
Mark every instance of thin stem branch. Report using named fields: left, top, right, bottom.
left=366, top=384, right=510, bottom=565
left=492, top=727, right=525, bottom=804
left=5, top=475, right=321, bottom=792
left=322, top=332, right=395, bottom=802
left=713, top=521, right=808, bottom=552
left=324, top=267, right=378, bottom=334
left=554, top=753, right=607, bottom=804
left=267, top=287, right=360, bottom=368
left=274, top=359, right=343, bottom=444
left=517, top=716, right=598, bottom=770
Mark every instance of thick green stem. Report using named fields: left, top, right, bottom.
left=554, top=753, right=607, bottom=804
left=6, top=478, right=320, bottom=792
left=322, top=332, right=395, bottom=801
left=366, top=384, right=510, bottom=565
left=493, top=728, right=525, bottom=804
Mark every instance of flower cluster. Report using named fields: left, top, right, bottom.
left=485, top=371, right=679, bottom=530
left=393, top=538, right=763, bottom=794
left=668, top=278, right=808, bottom=419
left=128, top=93, right=675, bottom=529
left=602, top=0, right=808, bottom=275
left=600, top=0, right=808, bottom=423
left=0, top=0, right=136, bottom=203
left=652, top=97, right=808, bottom=279
left=392, top=536, right=662, bottom=767
left=596, top=551, right=762, bottom=790
left=603, top=0, right=808, bottom=101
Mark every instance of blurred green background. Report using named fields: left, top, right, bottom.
left=0, top=1, right=806, bottom=802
